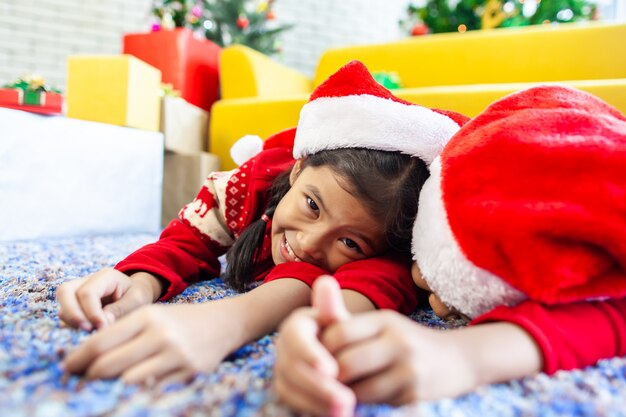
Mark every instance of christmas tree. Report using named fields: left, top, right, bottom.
left=152, top=0, right=204, bottom=30
left=400, top=0, right=598, bottom=35
left=152, top=0, right=291, bottom=55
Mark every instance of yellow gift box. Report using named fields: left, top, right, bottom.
left=67, top=55, right=161, bottom=131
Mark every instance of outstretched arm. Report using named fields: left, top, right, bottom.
left=274, top=276, right=543, bottom=416
left=63, top=274, right=375, bottom=385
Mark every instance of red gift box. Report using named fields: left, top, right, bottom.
left=123, top=28, right=221, bottom=113
left=0, top=88, right=63, bottom=115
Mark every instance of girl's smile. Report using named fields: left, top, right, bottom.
left=271, top=162, right=386, bottom=272
left=280, top=234, right=302, bottom=263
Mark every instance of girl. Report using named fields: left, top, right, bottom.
left=273, top=85, right=626, bottom=417
left=56, top=61, right=468, bottom=384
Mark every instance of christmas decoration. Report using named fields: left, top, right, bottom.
left=400, top=0, right=599, bottom=35
left=372, top=71, right=402, bottom=90
left=0, top=75, right=63, bottom=114
left=151, top=0, right=204, bottom=31
left=123, top=28, right=220, bottom=112
left=66, top=55, right=162, bottom=131
left=151, top=0, right=291, bottom=55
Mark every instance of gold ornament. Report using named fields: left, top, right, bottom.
left=481, top=0, right=512, bottom=30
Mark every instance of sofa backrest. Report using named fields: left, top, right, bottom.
left=220, top=45, right=312, bottom=99
left=314, top=23, right=626, bottom=89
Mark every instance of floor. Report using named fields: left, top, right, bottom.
left=2, top=232, right=626, bottom=416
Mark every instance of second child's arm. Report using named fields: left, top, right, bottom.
left=273, top=278, right=542, bottom=417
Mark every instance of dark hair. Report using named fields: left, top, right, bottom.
left=224, top=148, right=429, bottom=291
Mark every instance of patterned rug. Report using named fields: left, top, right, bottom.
left=1, top=233, right=626, bottom=417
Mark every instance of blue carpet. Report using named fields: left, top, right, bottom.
left=1, top=233, right=626, bottom=416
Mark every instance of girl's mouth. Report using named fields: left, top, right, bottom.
left=280, top=234, right=302, bottom=262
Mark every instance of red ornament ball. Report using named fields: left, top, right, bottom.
left=411, top=23, right=429, bottom=36
left=236, top=16, right=250, bottom=29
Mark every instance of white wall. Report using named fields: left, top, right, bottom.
left=0, top=0, right=410, bottom=89
left=272, top=0, right=409, bottom=76
left=0, top=0, right=152, bottom=89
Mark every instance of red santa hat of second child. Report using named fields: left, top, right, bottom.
left=292, top=60, right=468, bottom=164
left=413, top=85, right=626, bottom=318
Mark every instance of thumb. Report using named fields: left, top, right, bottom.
left=313, top=275, right=351, bottom=327
left=102, top=287, right=147, bottom=325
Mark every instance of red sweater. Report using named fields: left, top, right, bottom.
left=115, top=146, right=626, bottom=375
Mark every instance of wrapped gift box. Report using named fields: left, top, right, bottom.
left=66, top=55, right=161, bottom=131
left=123, top=28, right=221, bottom=112
left=0, top=88, right=63, bottom=114
left=0, top=108, right=164, bottom=241
left=161, top=96, right=209, bottom=154
left=162, top=151, right=220, bottom=227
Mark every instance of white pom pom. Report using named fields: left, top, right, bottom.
left=230, top=135, right=264, bottom=166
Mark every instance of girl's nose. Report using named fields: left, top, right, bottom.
left=297, top=229, right=325, bottom=262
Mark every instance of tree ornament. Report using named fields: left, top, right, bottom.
left=236, top=15, right=250, bottom=29
left=411, top=22, right=429, bottom=36
left=482, top=0, right=511, bottom=29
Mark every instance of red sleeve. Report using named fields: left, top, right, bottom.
left=115, top=219, right=225, bottom=301
left=264, top=253, right=418, bottom=314
left=115, top=147, right=294, bottom=301
left=472, top=298, right=626, bottom=374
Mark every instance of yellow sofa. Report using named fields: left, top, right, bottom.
left=211, top=22, right=626, bottom=170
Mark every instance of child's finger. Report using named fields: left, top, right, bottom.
left=102, top=285, right=151, bottom=325
left=121, top=351, right=178, bottom=386
left=321, top=312, right=387, bottom=354
left=277, top=309, right=337, bottom=376
left=312, top=275, right=350, bottom=326
left=62, top=309, right=145, bottom=374
left=335, top=335, right=398, bottom=385
left=83, top=330, right=161, bottom=380
left=74, top=274, right=126, bottom=329
left=56, top=279, right=90, bottom=329
left=274, top=362, right=355, bottom=417
left=349, top=362, right=408, bottom=404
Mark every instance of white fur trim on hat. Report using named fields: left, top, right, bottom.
left=293, top=95, right=461, bottom=165
left=412, top=157, right=527, bottom=318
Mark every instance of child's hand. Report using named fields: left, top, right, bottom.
left=62, top=301, right=236, bottom=385
left=57, top=268, right=162, bottom=331
left=273, top=277, right=356, bottom=417
left=322, top=311, right=478, bottom=404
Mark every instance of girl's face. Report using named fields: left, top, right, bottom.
left=271, top=162, right=387, bottom=272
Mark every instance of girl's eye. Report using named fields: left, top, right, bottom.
left=341, top=238, right=362, bottom=253
left=306, top=197, right=319, bottom=212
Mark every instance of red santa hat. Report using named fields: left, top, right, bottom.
left=232, top=60, right=468, bottom=166
left=413, top=85, right=626, bottom=318
left=292, top=60, right=468, bottom=165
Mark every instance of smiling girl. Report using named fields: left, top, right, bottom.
left=56, top=61, right=467, bottom=385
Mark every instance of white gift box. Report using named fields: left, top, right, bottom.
left=161, top=96, right=209, bottom=154
left=0, top=108, right=164, bottom=241
left=162, top=151, right=220, bottom=227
